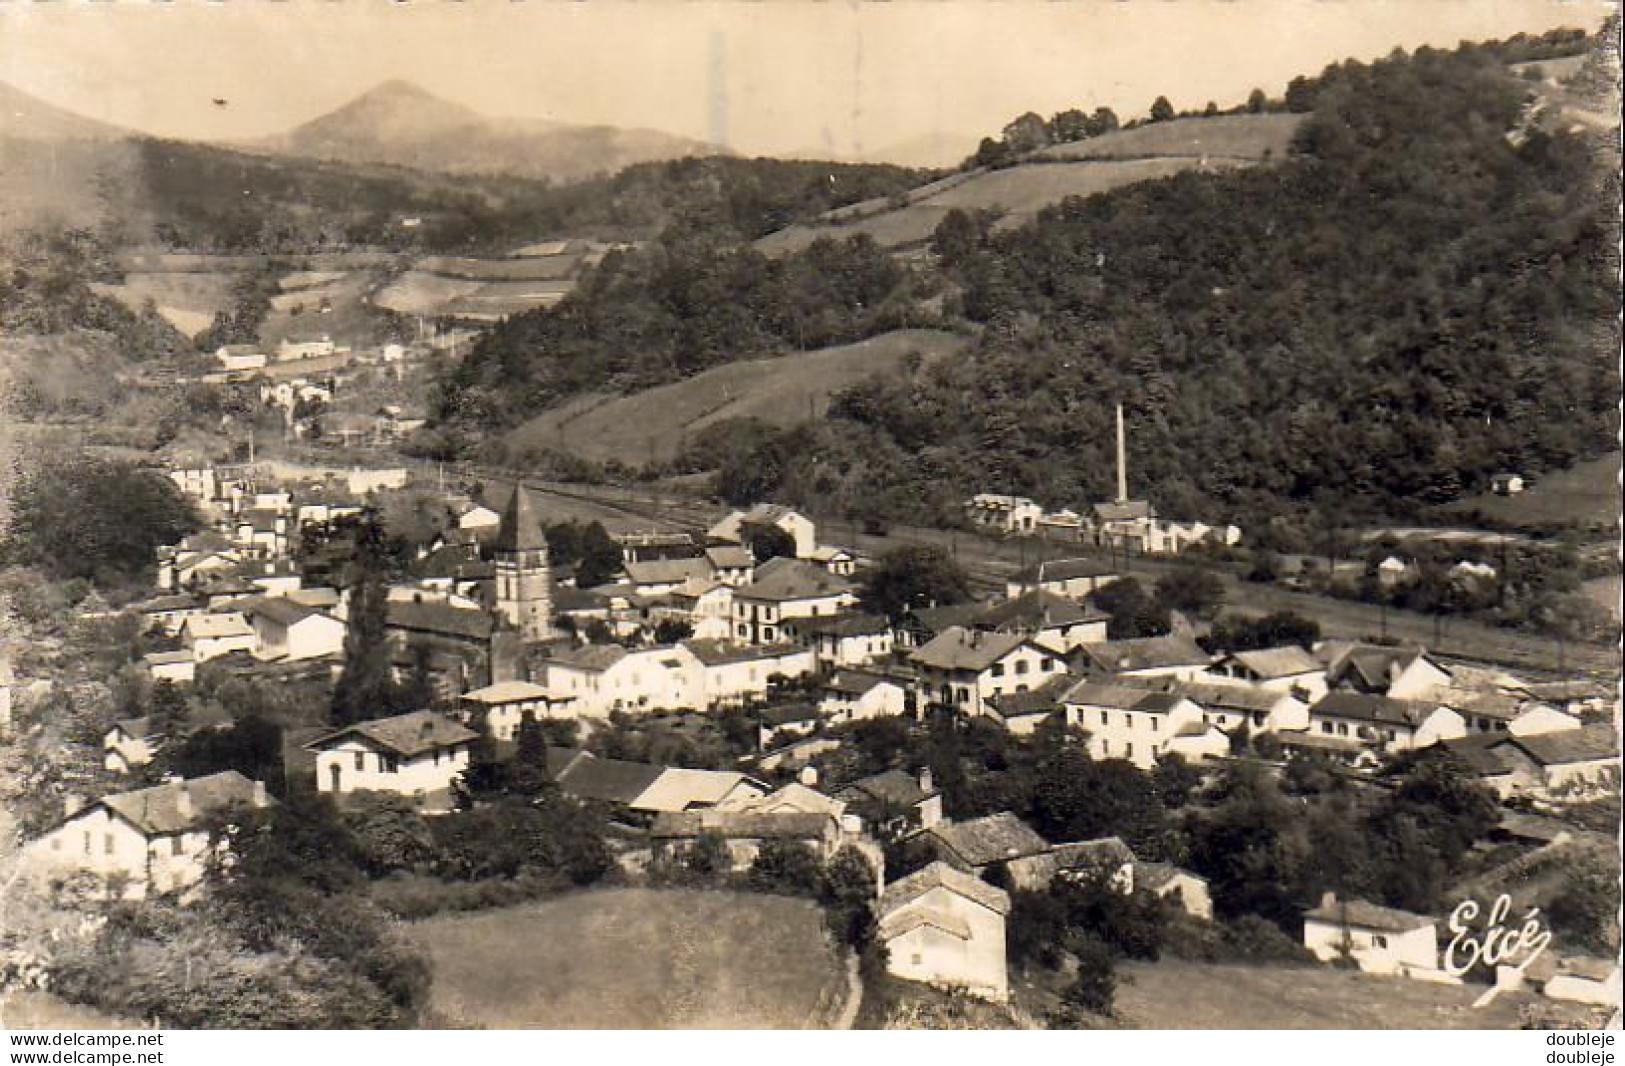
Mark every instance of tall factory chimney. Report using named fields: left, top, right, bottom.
left=1115, top=403, right=1129, bottom=504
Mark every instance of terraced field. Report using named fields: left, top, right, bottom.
left=506, top=328, right=969, bottom=466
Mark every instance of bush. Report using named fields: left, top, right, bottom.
left=370, top=871, right=579, bottom=920
left=1055, top=934, right=1117, bottom=1021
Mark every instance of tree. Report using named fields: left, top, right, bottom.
left=1031, top=751, right=1172, bottom=858
left=860, top=543, right=971, bottom=621
left=572, top=521, right=624, bottom=588
left=652, top=618, right=694, bottom=644
left=1246, top=88, right=1268, bottom=113
left=822, top=846, right=879, bottom=950
left=1087, top=107, right=1120, bottom=136
left=2, top=454, right=198, bottom=587
left=1150, top=96, right=1176, bottom=122
left=748, top=525, right=798, bottom=565
left=1149, top=754, right=1202, bottom=808
left=331, top=510, right=401, bottom=726
left=1048, top=108, right=1091, bottom=144
left=1548, top=852, right=1620, bottom=955
left=1057, top=934, right=1117, bottom=1018
left=747, top=839, right=824, bottom=896
left=168, top=715, right=285, bottom=793
left=972, top=137, right=1012, bottom=169
left=148, top=678, right=189, bottom=737
left=1088, top=577, right=1170, bottom=639
left=1001, top=111, right=1051, bottom=154
left=1154, top=567, right=1226, bottom=618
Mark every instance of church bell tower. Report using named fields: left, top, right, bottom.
left=493, top=484, right=553, bottom=643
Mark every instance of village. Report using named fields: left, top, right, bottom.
left=3, top=382, right=1617, bottom=1028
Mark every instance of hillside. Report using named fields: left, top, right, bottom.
left=505, top=329, right=968, bottom=466
left=754, top=114, right=1305, bottom=256
left=255, top=80, right=726, bottom=184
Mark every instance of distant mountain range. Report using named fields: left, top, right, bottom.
left=245, top=80, right=728, bottom=182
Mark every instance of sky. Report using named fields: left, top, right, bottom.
left=0, top=1, right=1613, bottom=162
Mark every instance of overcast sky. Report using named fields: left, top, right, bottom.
left=0, top=1, right=1611, bottom=160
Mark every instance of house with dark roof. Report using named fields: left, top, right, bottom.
left=1007, top=837, right=1138, bottom=893
left=307, top=710, right=478, bottom=811
left=543, top=748, right=767, bottom=814
left=922, top=813, right=1050, bottom=878
left=1488, top=723, right=1619, bottom=799
left=1134, top=861, right=1213, bottom=920
left=1004, top=557, right=1119, bottom=601
left=240, top=597, right=345, bottom=662
left=756, top=702, right=824, bottom=749
left=984, top=675, right=1072, bottom=735
left=1062, top=680, right=1226, bottom=769
left=1306, top=691, right=1466, bottom=753
left=974, top=590, right=1109, bottom=656
left=27, top=771, right=274, bottom=899
left=384, top=599, right=522, bottom=698
left=781, top=611, right=894, bottom=668
left=818, top=668, right=909, bottom=724
left=730, top=558, right=858, bottom=645
left=1302, top=892, right=1441, bottom=978
left=1074, top=634, right=1213, bottom=681
left=911, top=626, right=1066, bottom=718
left=1317, top=642, right=1452, bottom=700
left=879, top=861, right=1012, bottom=1001
left=837, top=768, right=943, bottom=836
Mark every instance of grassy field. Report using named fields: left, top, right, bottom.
left=409, top=889, right=846, bottom=1029
left=1035, top=113, right=1305, bottom=161
left=506, top=328, right=968, bottom=466
left=91, top=272, right=239, bottom=337
left=756, top=114, right=1300, bottom=256
left=1112, top=960, right=1590, bottom=1029
left=1443, top=456, right=1620, bottom=531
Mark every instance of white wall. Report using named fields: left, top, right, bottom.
left=314, top=737, right=471, bottom=798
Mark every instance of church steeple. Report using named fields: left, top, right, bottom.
left=493, top=484, right=552, bottom=642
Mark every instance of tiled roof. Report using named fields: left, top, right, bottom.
left=546, top=643, right=630, bottom=672
left=682, top=639, right=805, bottom=667
left=1303, top=896, right=1435, bottom=934
left=183, top=613, right=254, bottom=639
left=823, top=670, right=901, bottom=697
left=837, top=768, right=935, bottom=808
left=1225, top=646, right=1322, bottom=679
left=1009, top=557, right=1118, bottom=585
left=309, top=710, right=477, bottom=759
left=1310, top=691, right=1442, bottom=728
left=494, top=485, right=548, bottom=554
left=988, top=675, right=1073, bottom=718
left=97, top=771, right=271, bottom=837
left=1062, top=679, right=1173, bottom=713
left=704, top=545, right=755, bottom=570
left=553, top=752, right=666, bottom=805
left=241, top=597, right=327, bottom=627
left=911, top=626, right=1031, bottom=672
left=1078, top=635, right=1211, bottom=673
left=1504, top=723, right=1618, bottom=767
left=976, top=589, right=1107, bottom=631
left=759, top=703, right=822, bottom=728
left=736, top=559, right=854, bottom=603
left=785, top=612, right=891, bottom=638
left=879, top=861, right=1011, bottom=917
left=625, top=558, right=710, bottom=586
left=385, top=600, right=495, bottom=642
left=459, top=680, right=559, bottom=704
left=926, top=813, right=1050, bottom=867
left=1134, top=860, right=1205, bottom=891
left=1174, top=681, right=1291, bottom=714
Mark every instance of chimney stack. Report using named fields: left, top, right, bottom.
left=919, top=766, right=934, bottom=794
left=798, top=765, right=820, bottom=788
left=252, top=779, right=269, bottom=808
left=174, top=783, right=193, bottom=820
left=1116, top=403, right=1129, bottom=504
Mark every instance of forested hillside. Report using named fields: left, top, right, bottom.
left=434, top=31, right=1617, bottom=526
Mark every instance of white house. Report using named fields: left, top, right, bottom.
left=964, top=494, right=1042, bottom=536
left=540, top=643, right=704, bottom=718
left=456, top=504, right=502, bottom=533
left=1318, top=642, right=1454, bottom=700
left=1490, top=724, right=1619, bottom=799
left=307, top=710, right=478, bottom=811
left=1306, top=692, right=1466, bottom=753
left=1532, top=956, right=1622, bottom=1006
left=103, top=718, right=160, bottom=774
left=458, top=680, right=577, bottom=741
left=911, top=627, right=1067, bottom=719
left=1061, top=680, right=1227, bottom=769
left=277, top=334, right=338, bottom=361
left=215, top=345, right=267, bottom=373
left=703, top=545, right=756, bottom=587
left=879, top=861, right=1012, bottom=1001
left=664, top=578, right=735, bottom=641
left=1202, top=646, right=1327, bottom=701
left=819, top=670, right=908, bottom=724
left=241, top=598, right=345, bottom=662
left=731, top=558, right=859, bottom=645
left=1302, top=893, right=1442, bottom=979
left=807, top=545, right=858, bottom=577
left=26, top=772, right=273, bottom=899
left=709, top=504, right=819, bottom=560
left=180, top=613, right=258, bottom=663
left=1175, top=681, right=1309, bottom=735
left=683, top=639, right=818, bottom=709
left=1133, top=861, right=1213, bottom=920
left=782, top=612, right=894, bottom=668
left=143, top=650, right=196, bottom=685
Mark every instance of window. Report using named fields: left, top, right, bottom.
left=1014, top=660, right=1029, bottom=676
left=990, top=663, right=1005, bottom=678
left=1040, top=659, right=1053, bottom=672
left=1126, top=743, right=1134, bottom=759
left=384, top=755, right=400, bottom=773
left=354, top=752, right=365, bottom=771
left=1151, top=718, right=1159, bottom=732
left=105, top=834, right=116, bottom=856
left=1321, top=722, right=1333, bottom=734
left=83, top=832, right=91, bottom=856
left=1337, top=723, right=1349, bottom=736
left=1372, top=934, right=1388, bottom=949
left=957, top=687, right=970, bottom=704
left=1101, top=710, right=1109, bottom=726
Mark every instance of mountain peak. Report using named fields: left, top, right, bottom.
left=0, top=80, right=129, bottom=141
